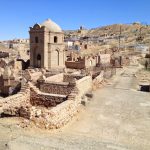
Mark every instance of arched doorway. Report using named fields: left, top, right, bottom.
left=52, top=49, right=60, bottom=67
left=37, top=54, right=41, bottom=68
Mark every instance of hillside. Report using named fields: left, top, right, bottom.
left=65, top=23, right=150, bottom=47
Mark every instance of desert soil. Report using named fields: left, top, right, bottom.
left=0, top=65, right=150, bottom=150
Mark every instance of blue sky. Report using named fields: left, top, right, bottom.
left=0, top=0, right=150, bottom=40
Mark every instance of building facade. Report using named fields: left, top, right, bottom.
left=29, top=19, right=65, bottom=70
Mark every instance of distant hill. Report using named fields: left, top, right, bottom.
left=65, top=23, right=150, bottom=47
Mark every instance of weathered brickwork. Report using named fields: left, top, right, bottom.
left=63, top=74, right=84, bottom=82
left=0, top=84, right=30, bottom=117
left=0, top=74, right=93, bottom=129
left=93, top=71, right=104, bottom=89
left=30, top=86, right=80, bottom=129
left=40, top=82, right=74, bottom=95
left=46, top=73, right=64, bottom=82
left=76, top=76, right=92, bottom=96
left=39, top=73, right=85, bottom=96
left=31, top=100, right=80, bottom=129
left=30, top=83, right=67, bottom=107
left=65, top=61, right=85, bottom=69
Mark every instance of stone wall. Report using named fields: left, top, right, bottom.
left=39, top=73, right=85, bottom=96
left=40, top=82, right=74, bottom=95
left=65, top=61, right=85, bottom=69
left=23, top=70, right=42, bottom=81
left=30, top=84, right=67, bottom=107
left=63, top=74, right=84, bottom=83
left=93, top=71, right=104, bottom=89
left=76, top=76, right=92, bottom=96
left=29, top=87, right=80, bottom=129
left=0, top=84, right=30, bottom=117
left=0, top=52, right=9, bottom=58
left=23, top=80, right=83, bottom=129
left=46, top=73, right=64, bottom=82
left=103, top=68, right=116, bottom=79
left=0, top=75, right=93, bottom=129
left=93, top=71, right=104, bottom=83
left=26, top=100, right=78, bottom=129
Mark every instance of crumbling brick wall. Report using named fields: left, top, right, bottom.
left=76, top=76, right=92, bottom=96
left=30, top=84, right=67, bottom=107
left=40, top=82, right=74, bottom=95
left=30, top=87, right=80, bottom=129
left=93, top=71, right=104, bottom=89
left=23, top=70, right=42, bottom=81
left=0, top=75, right=93, bottom=129
left=0, top=84, right=30, bottom=117
left=65, top=61, right=85, bottom=69
left=63, top=74, right=84, bottom=82
left=46, top=73, right=64, bottom=82
left=0, top=52, right=9, bottom=58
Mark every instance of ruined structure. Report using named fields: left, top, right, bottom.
left=0, top=18, right=123, bottom=129
left=0, top=73, right=93, bottom=129
left=65, top=51, right=111, bottom=70
left=0, top=67, right=21, bottom=97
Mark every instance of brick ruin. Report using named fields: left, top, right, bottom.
left=0, top=73, right=94, bottom=129
left=0, top=18, right=131, bottom=130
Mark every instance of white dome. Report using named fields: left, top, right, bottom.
left=41, top=19, right=62, bottom=32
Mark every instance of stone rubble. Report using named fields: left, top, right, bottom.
left=0, top=73, right=97, bottom=129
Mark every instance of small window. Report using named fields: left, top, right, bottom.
left=84, top=44, right=87, bottom=49
left=54, top=36, right=58, bottom=43
left=90, top=60, right=92, bottom=66
left=35, top=37, right=39, bottom=43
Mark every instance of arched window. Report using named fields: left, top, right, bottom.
left=84, top=44, right=87, bottom=49
left=35, top=37, right=39, bottom=43
left=98, top=56, right=101, bottom=64
left=90, top=60, right=92, bottom=66
left=54, top=36, right=58, bottom=43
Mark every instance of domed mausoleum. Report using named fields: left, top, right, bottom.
left=29, top=19, right=65, bottom=70
left=41, top=19, right=62, bottom=32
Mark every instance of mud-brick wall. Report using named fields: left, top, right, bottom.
left=40, top=82, right=74, bottom=95
left=93, top=71, right=104, bottom=89
left=65, top=61, right=85, bottom=69
left=63, top=74, right=84, bottom=83
left=76, top=76, right=92, bottom=96
left=93, top=71, right=104, bottom=83
left=46, top=73, right=64, bottom=82
left=31, top=97, right=80, bottom=129
left=0, top=86, right=30, bottom=117
left=30, top=91, right=67, bottom=107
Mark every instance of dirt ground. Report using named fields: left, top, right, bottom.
left=0, top=65, right=150, bottom=150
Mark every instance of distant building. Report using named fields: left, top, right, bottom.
left=135, top=45, right=149, bottom=54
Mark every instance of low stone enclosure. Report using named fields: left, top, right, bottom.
left=0, top=73, right=96, bottom=129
